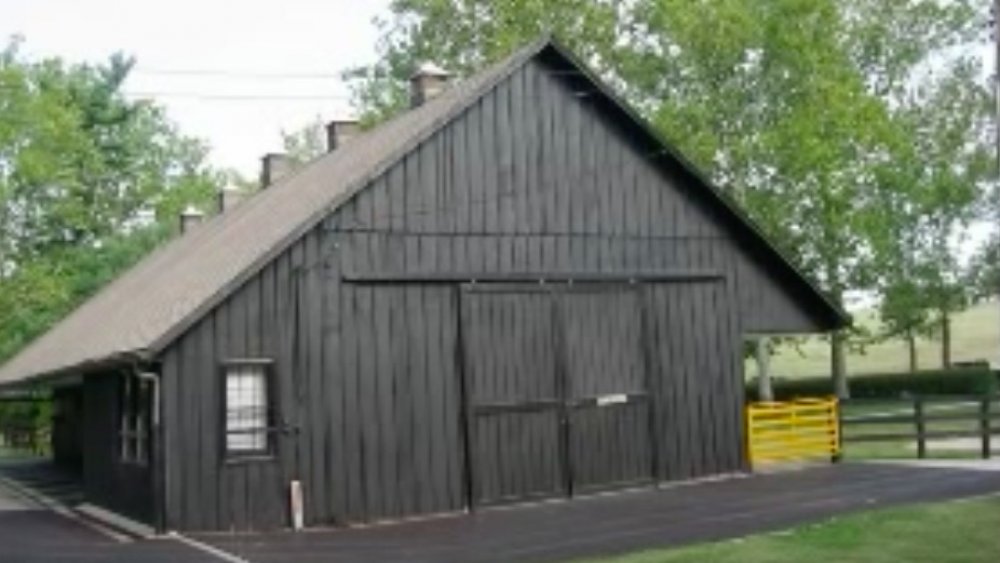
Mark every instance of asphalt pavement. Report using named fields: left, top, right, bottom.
left=3, top=459, right=1000, bottom=562
left=197, top=461, right=1000, bottom=563
left=0, top=468, right=219, bottom=563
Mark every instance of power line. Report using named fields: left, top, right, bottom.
left=117, top=84, right=604, bottom=103
left=0, top=84, right=353, bottom=102
left=6, top=68, right=599, bottom=104
left=132, top=67, right=345, bottom=80
left=123, top=91, right=353, bottom=102
left=128, top=67, right=592, bottom=79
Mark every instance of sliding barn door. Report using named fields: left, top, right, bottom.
left=460, top=285, right=654, bottom=506
left=461, top=288, right=566, bottom=505
left=561, top=288, right=654, bottom=493
left=644, top=281, right=745, bottom=481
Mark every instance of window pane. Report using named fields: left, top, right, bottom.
left=226, top=366, right=269, bottom=453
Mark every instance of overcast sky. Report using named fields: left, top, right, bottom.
left=1, top=0, right=390, bottom=176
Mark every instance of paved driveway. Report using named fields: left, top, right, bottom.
left=0, top=462, right=217, bottom=563
left=3, top=460, right=1000, bottom=562
left=197, top=462, right=1000, bottom=563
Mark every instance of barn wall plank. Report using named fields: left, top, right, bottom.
left=161, top=350, right=183, bottom=527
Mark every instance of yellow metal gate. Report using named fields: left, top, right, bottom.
left=746, top=398, right=840, bottom=467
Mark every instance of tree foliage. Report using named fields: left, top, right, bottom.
left=0, top=38, right=221, bottom=364
left=968, top=234, right=1000, bottom=302
left=872, top=54, right=993, bottom=370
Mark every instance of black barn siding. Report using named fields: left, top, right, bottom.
left=52, top=387, right=83, bottom=471
left=81, top=373, right=153, bottom=522
left=160, top=57, right=814, bottom=531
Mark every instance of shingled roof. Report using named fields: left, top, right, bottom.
left=0, top=38, right=848, bottom=387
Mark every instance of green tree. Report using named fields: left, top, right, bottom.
left=968, top=234, right=1000, bottom=302
left=623, top=0, right=905, bottom=398
left=856, top=0, right=985, bottom=373
left=0, top=38, right=221, bottom=364
left=908, top=60, right=992, bottom=368
left=870, top=55, right=992, bottom=372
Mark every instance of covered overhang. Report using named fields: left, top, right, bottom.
left=0, top=350, right=154, bottom=394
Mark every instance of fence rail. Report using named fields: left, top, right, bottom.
left=840, top=395, right=1000, bottom=459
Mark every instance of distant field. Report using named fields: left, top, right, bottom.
left=748, top=300, right=1000, bottom=379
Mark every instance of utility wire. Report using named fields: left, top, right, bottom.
left=122, top=91, right=352, bottom=102
left=0, top=84, right=352, bottom=101
left=132, top=67, right=345, bottom=80
left=129, top=67, right=590, bottom=80
left=116, top=85, right=603, bottom=103
left=4, top=68, right=596, bottom=103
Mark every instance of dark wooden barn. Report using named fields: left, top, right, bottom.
left=0, top=38, right=847, bottom=532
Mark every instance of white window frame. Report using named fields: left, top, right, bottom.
left=222, top=360, right=275, bottom=458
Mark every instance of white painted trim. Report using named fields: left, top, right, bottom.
left=167, top=532, right=251, bottom=563
left=76, top=503, right=156, bottom=539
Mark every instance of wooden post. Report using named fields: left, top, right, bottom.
left=915, top=398, right=926, bottom=460
left=755, top=336, right=774, bottom=402
left=981, top=397, right=991, bottom=460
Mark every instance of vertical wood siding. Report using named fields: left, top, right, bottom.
left=461, top=289, right=564, bottom=504
left=645, top=282, right=745, bottom=480
left=562, top=288, right=654, bottom=492
left=52, top=387, right=83, bottom=470
left=82, top=373, right=153, bottom=523
left=161, top=56, right=814, bottom=530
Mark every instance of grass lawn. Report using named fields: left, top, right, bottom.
left=748, top=300, right=999, bottom=379
left=582, top=495, right=1000, bottom=563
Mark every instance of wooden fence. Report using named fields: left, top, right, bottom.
left=839, top=395, right=1000, bottom=459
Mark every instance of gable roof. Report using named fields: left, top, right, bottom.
left=0, top=38, right=849, bottom=388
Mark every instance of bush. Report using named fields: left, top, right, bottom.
left=747, top=366, right=998, bottom=401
